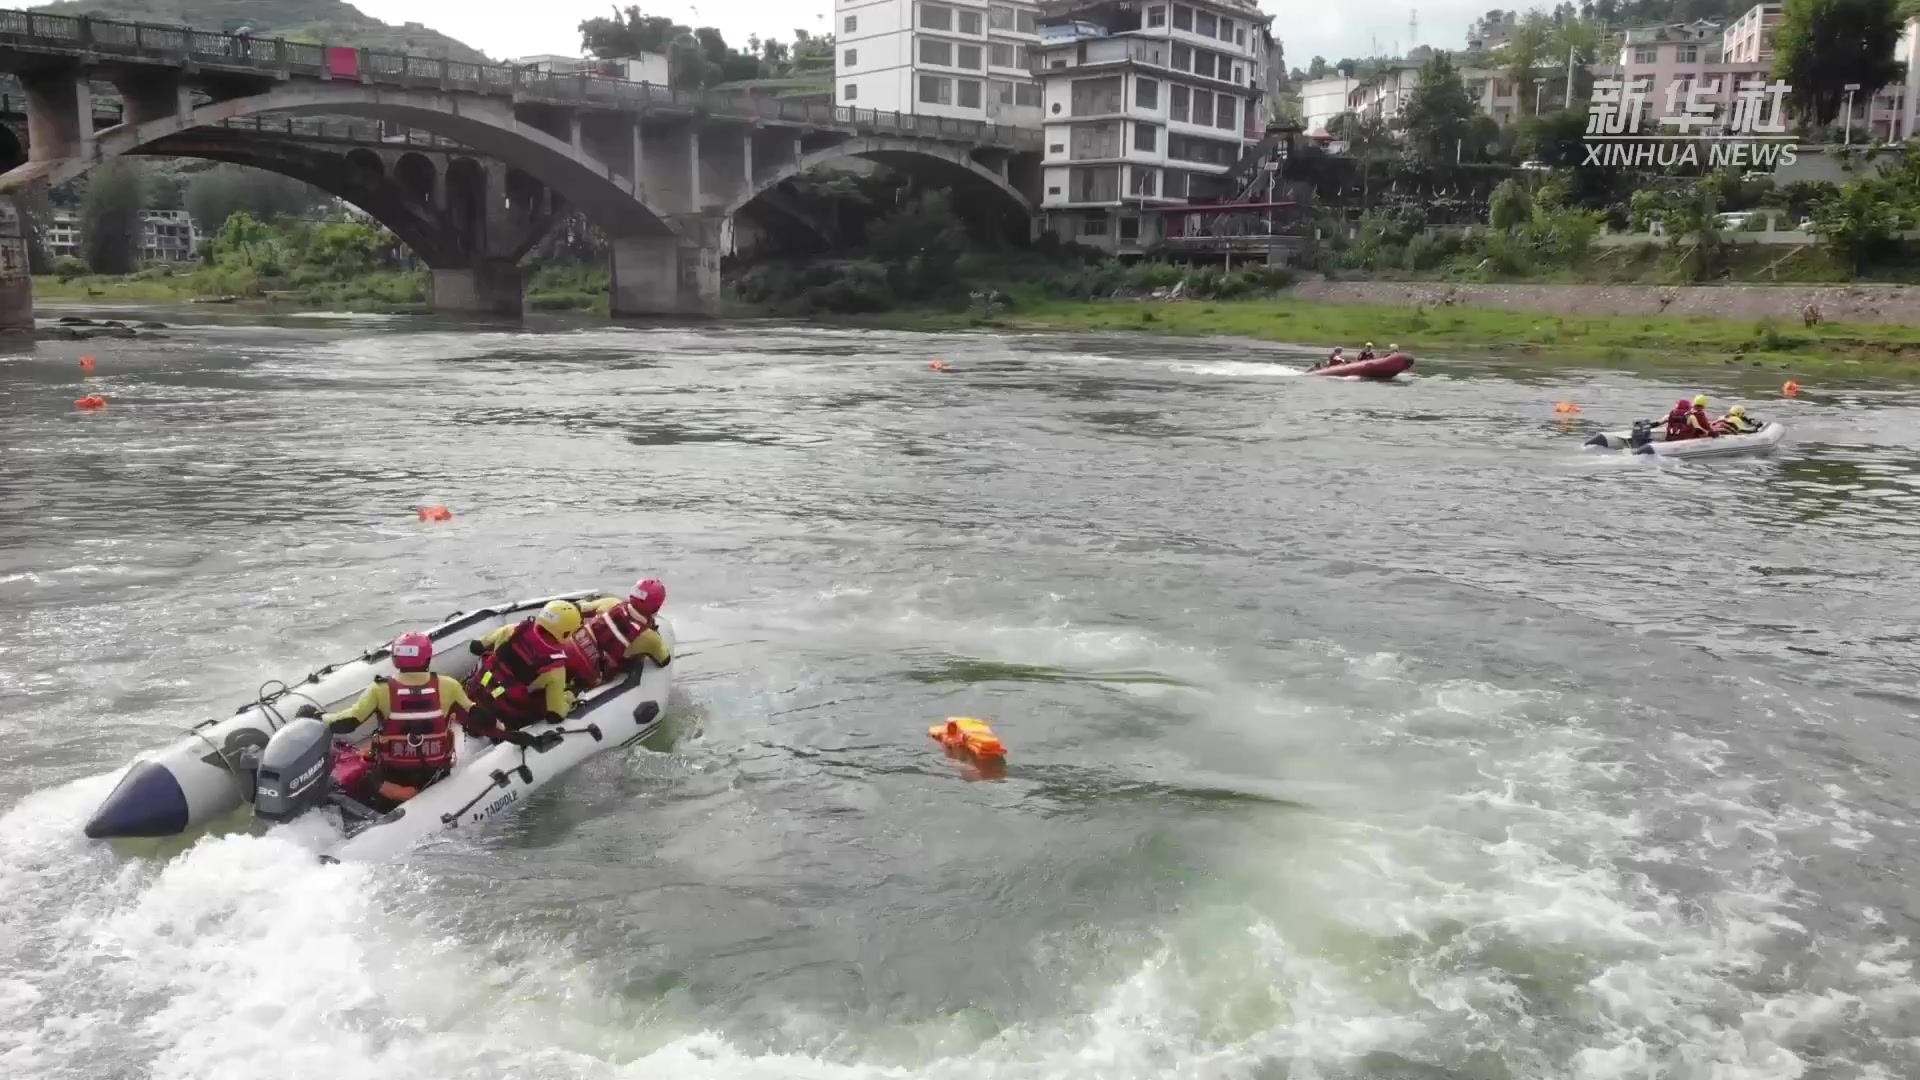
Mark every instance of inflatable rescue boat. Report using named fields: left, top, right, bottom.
left=84, top=591, right=673, bottom=860
left=1583, top=420, right=1786, bottom=459
left=1307, top=352, right=1414, bottom=379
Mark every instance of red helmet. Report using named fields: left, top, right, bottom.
left=391, top=631, right=433, bottom=672
left=628, top=578, right=667, bottom=615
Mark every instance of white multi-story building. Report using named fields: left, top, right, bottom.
left=1300, top=75, right=1351, bottom=136
left=1030, top=0, right=1275, bottom=252
left=43, top=208, right=199, bottom=263
left=834, top=0, right=1045, bottom=125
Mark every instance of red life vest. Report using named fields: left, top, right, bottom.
left=1665, top=407, right=1695, bottom=440
left=372, top=677, right=454, bottom=771
left=471, top=620, right=566, bottom=720
left=587, top=602, right=654, bottom=674
left=564, top=628, right=608, bottom=687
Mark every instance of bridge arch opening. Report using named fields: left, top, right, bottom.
left=729, top=141, right=1034, bottom=257
left=343, top=148, right=384, bottom=185
left=395, top=152, right=436, bottom=210
left=444, top=157, right=487, bottom=258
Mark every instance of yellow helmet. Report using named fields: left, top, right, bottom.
left=1729, top=404, right=1746, bottom=416
left=1365, top=341, right=1375, bottom=348
left=1693, top=395, right=1709, bottom=407
left=535, top=600, right=582, bottom=638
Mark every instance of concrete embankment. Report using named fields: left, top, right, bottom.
left=1284, top=281, right=1920, bottom=327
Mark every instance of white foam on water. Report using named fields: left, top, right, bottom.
left=6, top=627, right=1917, bottom=1079
left=1165, top=360, right=1303, bottom=379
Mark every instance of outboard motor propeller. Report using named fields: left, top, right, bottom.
left=253, top=717, right=335, bottom=823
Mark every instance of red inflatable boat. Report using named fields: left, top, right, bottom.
left=1306, top=352, right=1415, bottom=379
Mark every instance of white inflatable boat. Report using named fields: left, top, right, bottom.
left=1584, top=421, right=1786, bottom=459
left=85, top=591, right=673, bottom=860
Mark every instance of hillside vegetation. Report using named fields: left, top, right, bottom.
left=31, top=0, right=489, bottom=62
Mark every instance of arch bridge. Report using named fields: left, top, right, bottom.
left=0, top=9, right=1042, bottom=321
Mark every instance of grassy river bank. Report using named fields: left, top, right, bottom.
left=853, top=295, right=1920, bottom=380
left=34, top=271, right=1920, bottom=380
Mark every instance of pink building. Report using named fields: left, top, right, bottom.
left=1616, top=7, right=1904, bottom=141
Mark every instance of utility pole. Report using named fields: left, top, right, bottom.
left=1564, top=44, right=1576, bottom=108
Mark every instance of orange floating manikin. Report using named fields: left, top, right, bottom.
left=416, top=505, right=453, bottom=522
left=74, top=394, right=107, bottom=410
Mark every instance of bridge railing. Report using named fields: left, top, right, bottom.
left=0, top=9, right=1044, bottom=151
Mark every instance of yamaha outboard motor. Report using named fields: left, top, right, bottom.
left=1628, top=419, right=1655, bottom=450
left=253, top=717, right=335, bottom=823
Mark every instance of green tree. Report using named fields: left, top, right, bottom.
left=1657, top=179, right=1729, bottom=281
left=1489, top=178, right=1534, bottom=230
left=185, top=165, right=324, bottom=235
left=1502, top=12, right=1553, bottom=114
left=1811, top=177, right=1906, bottom=273
left=1400, top=52, right=1477, bottom=162
left=79, top=159, right=145, bottom=274
left=1328, top=112, right=1398, bottom=206
left=1774, top=0, right=1904, bottom=129
left=864, top=190, right=966, bottom=298
left=1306, top=56, right=1329, bottom=79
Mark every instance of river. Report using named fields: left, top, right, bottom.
left=2, top=308, right=1916, bottom=1080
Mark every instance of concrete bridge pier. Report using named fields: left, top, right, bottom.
left=607, top=228, right=719, bottom=318
left=431, top=259, right=526, bottom=316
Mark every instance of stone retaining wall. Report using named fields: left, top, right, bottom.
left=1282, top=281, right=1920, bottom=327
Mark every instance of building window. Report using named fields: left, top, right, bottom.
left=1018, top=9, right=1037, bottom=33
left=1049, top=142, right=1066, bottom=152
left=1072, top=121, right=1122, bottom=158
left=1071, top=75, right=1123, bottom=114
left=958, top=44, right=982, bottom=69
left=1677, top=44, right=1698, bottom=63
left=961, top=10, right=983, bottom=34
left=1192, top=88, right=1213, bottom=123
left=1081, top=216, right=1109, bottom=235
left=957, top=78, right=982, bottom=107
left=1136, top=76, right=1159, bottom=109
left=1048, top=186, right=1062, bottom=195
left=1172, top=43, right=1191, bottom=71
left=1168, top=132, right=1239, bottom=165
left=1134, top=122, right=1158, bottom=151
left=1071, top=166, right=1120, bottom=201
left=1236, top=28, right=1246, bottom=46
left=1147, top=5, right=1166, bottom=26
left=844, top=82, right=858, bottom=100
left=844, top=15, right=856, bottom=32
left=990, top=4, right=1014, bottom=29
left=1192, top=51, right=1215, bottom=79
left=920, top=74, right=952, bottom=103
left=1633, top=46, right=1656, bottom=64
left=1119, top=216, right=1140, bottom=240
left=1172, top=4, right=1192, bottom=31
left=992, top=42, right=1014, bottom=66
left=994, top=79, right=1012, bottom=103
left=844, top=49, right=857, bottom=66
left=1215, top=94, right=1235, bottom=129
left=921, top=39, right=953, bottom=65
left=1195, top=11, right=1217, bottom=37
left=1016, top=82, right=1041, bottom=106
left=1170, top=83, right=1189, bottom=121
left=921, top=4, right=952, bottom=31
left=1232, top=64, right=1242, bottom=83
left=1130, top=167, right=1157, bottom=196
left=1218, top=16, right=1233, bottom=41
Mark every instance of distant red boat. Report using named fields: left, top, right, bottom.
left=1306, top=352, right=1415, bottom=380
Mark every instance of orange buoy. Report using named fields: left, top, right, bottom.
left=1782, top=380, right=1802, bottom=397
left=78, top=355, right=96, bottom=371
left=930, top=717, right=1006, bottom=761
left=416, top=505, right=453, bottom=522
left=928, top=360, right=948, bottom=371
left=74, top=394, right=107, bottom=410
left=1553, top=401, right=1581, bottom=414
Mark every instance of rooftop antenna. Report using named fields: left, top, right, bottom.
left=1409, top=9, right=1418, bottom=50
